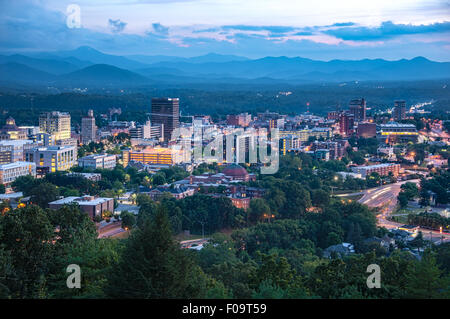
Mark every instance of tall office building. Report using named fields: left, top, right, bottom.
left=129, top=120, right=164, bottom=140
left=393, top=100, right=407, bottom=121
left=81, top=109, right=97, bottom=144
left=338, top=112, right=354, bottom=137
left=151, top=97, right=179, bottom=141
left=349, top=98, right=366, bottom=122
left=39, top=111, right=71, bottom=141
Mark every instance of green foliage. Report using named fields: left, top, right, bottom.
left=106, top=205, right=211, bottom=298
left=120, top=211, right=136, bottom=230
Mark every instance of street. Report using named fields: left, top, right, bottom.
left=355, top=180, right=450, bottom=244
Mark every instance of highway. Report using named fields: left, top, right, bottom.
left=355, top=180, right=450, bottom=244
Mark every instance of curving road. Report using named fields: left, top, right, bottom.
left=355, top=180, right=450, bottom=244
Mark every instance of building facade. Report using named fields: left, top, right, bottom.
left=349, top=98, right=366, bottom=122
left=393, top=101, right=407, bottom=121
left=227, top=113, right=252, bottom=127
left=0, top=117, right=28, bottom=140
left=377, top=122, right=418, bottom=143
left=49, top=195, right=114, bottom=219
left=39, top=112, right=71, bottom=141
left=81, top=109, right=97, bottom=144
left=0, top=161, right=36, bottom=185
left=78, top=154, right=117, bottom=170
left=25, top=145, right=77, bottom=172
left=123, top=147, right=189, bottom=166
left=338, top=112, right=355, bottom=137
left=357, top=122, right=377, bottom=138
left=351, top=163, right=400, bottom=178
left=151, top=97, right=179, bottom=141
left=0, top=140, right=36, bottom=163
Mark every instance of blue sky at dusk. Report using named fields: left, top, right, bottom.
left=0, top=0, right=449, bottom=60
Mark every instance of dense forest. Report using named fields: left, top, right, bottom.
left=0, top=79, right=448, bottom=126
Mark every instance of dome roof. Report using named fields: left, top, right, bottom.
left=222, top=164, right=248, bottom=177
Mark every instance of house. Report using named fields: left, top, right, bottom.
left=147, top=185, right=195, bottom=201
left=323, top=242, right=355, bottom=258
left=363, top=235, right=396, bottom=249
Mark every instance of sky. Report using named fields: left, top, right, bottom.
left=0, top=0, right=449, bottom=61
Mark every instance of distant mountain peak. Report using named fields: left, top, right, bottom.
left=410, top=56, right=430, bottom=62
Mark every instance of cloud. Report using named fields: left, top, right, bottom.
left=108, top=19, right=127, bottom=33
left=0, top=2, right=450, bottom=61
left=325, top=21, right=450, bottom=41
left=150, top=22, right=169, bottom=36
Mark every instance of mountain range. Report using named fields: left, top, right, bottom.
left=0, top=46, right=449, bottom=88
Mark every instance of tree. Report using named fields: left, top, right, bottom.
left=120, top=211, right=136, bottom=230
left=29, top=182, right=59, bottom=208
left=248, top=198, right=270, bottom=224
left=0, top=205, right=54, bottom=298
left=106, top=204, right=208, bottom=298
left=398, top=192, right=409, bottom=209
left=311, top=189, right=330, bottom=208
left=405, top=251, right=444, bottom=298
left=11, top=175, right=39, bottom=195
left=152, top=174, right=166, bottom=186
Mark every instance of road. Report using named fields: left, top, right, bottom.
left=97, top=221, right=125, bottom=238
left=180, top=238, right=210, bottom=249
left=355, top=180, right=450, bottom=244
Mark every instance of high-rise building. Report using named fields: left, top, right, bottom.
left=129, top=120, right=164, bottom=140
left=39, top=111, right=71, bottom=141
left=338, top=112, right=354, bottom=137
left=393, top=100, right=406, bottom=121
left=81, top=109, right=97, bottom=144
left=151, top=98, right=179, bottom=141
left=349, top=98, right=366, bottom=122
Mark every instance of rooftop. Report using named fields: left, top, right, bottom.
left=380, top=122, right=416, bottom=128
left=353, top=163, right=399, bottom=169
left=0, top=161, right=35, bottom=170
left=0, top=139, right=34, bottom=146
left=49, top=196, right=113, bottom=206
left=79, top=153, right=116, bottom=160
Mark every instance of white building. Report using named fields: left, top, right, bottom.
left=78, top=154, right=116, bottom=170
left=25, top=145, right=77, bottom=172
left=0, top=140, right=36, bottom=162
left=39, top=111, right=71, bottom=141
left=0, top=161, right=36, bottom=185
